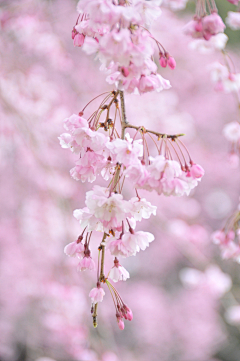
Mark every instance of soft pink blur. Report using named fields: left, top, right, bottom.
left=1, top=1, right=240, bottom=361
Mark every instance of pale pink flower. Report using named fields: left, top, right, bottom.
left=70, top=151, right=107, bottom=183
left=124, top=162, right=150, bottom=187
left=77, top=256, right=96, bottom=271
left=85, top=186, right=131, bottom=230
left=106, top=237, right=132, bottom=257
left=155, top=74, right=172, bottom=92
left=74, top=127, right=109, bottom=154
left=202, top=13, right=226, bottom=40
left=89, top=284, right=105, bottom=304
left=223, top=121, right=240, bottom=143
left=122, top=231, right=155, bottom=255
left=226, top=11, right=240, bottom=30
left=107, top=133, right=143, bottom=167
left=138, top=74, right=161, bottom=94
left=64, top=240, right=84, bottom=257
left=129, top=197, right=157, bottom=221
left=82, top=37, right=100, bottom=55
left=189, top=33, right=228, bottom=53
left=73, top=207, right=104, bottom=232
left=209, top=62, right=240, bottom=93
left=108, top=258, right=130, bottom=282
left=58, top=133, right=78, bottom=152
left=148, top=155, right=182, bottom=181
left=64, top=114, right=89, bottom=132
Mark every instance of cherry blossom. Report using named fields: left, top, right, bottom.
left=77, top=256, right=96, bottom=271
left=64, top=238, right=84, bottom=257
left=108, top=257, right=130, bottom=282
left=89, top=283, right=105, bottom=304
left=226, top=11, right=240, bottom=31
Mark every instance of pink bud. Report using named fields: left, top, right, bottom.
left=126, top=309, right=133, bottom=321
left=194, top=20, right=203, bottom=32
left=190, top=164, right=205, bottom=178
left=167, top=56, right=176, bottom=70
left=159, top=56, right=167, bottom=68
left=117, top=318, right=125, bottom=330
left=121, top=67, right=129, bottom=77
left=72, top=27, right=77, bottom=40
left=73, top=33, right=85, bottom=47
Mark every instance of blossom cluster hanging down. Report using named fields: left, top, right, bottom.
left=60, top=0, right=204, bottom=330
left=72, top=0, right=174, bottom=94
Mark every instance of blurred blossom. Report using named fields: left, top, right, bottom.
left=225, top=305, right=240, bottom=325
left=204, top=189, right=232, bottom=219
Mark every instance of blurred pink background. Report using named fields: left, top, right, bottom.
left=1, top=1, right=240, bottom=361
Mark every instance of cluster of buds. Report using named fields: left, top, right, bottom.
left=60, top=88, right=204, bottom=328
left=184, top=0, right=225, bottom=41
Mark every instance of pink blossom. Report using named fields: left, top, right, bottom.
left=64, top=114, right=89, bottom=133
left=209, top=62, right=240, bottom=93
left=124, top=162, right=150, bottom=187
left=64, top=240, right=84, bottom=257
left=108, top=258, right=130, bottom=282
left=226, top=12, right=240, bottom=30
left=70, top=151, right=107, bottom=183
left=77, top=256, right=95, bottom=271
left=85, top=186, right=132, bottom=230
left=89, top=285, right=105, bottom=304
left=122, top=231, right=155, bottom=255
left=129, top=197, right=157, bottom=221
left=189, top=33, right=228, bottom=53
left=106, top=237, right=132, bottom=257
left=202, top=13, right=226, bottom=40
left=107, top=133, right=143, bottom=167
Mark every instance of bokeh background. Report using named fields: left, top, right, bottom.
left=1, top=1, right=240, bottom=360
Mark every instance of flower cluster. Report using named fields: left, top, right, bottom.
left=61, top=0, right=206, bottom=330
left=184, top=0, right=225, bottom=41
left=71, top=0, right=174, bottom=94
left=60, top=89, right=204, bottom=328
